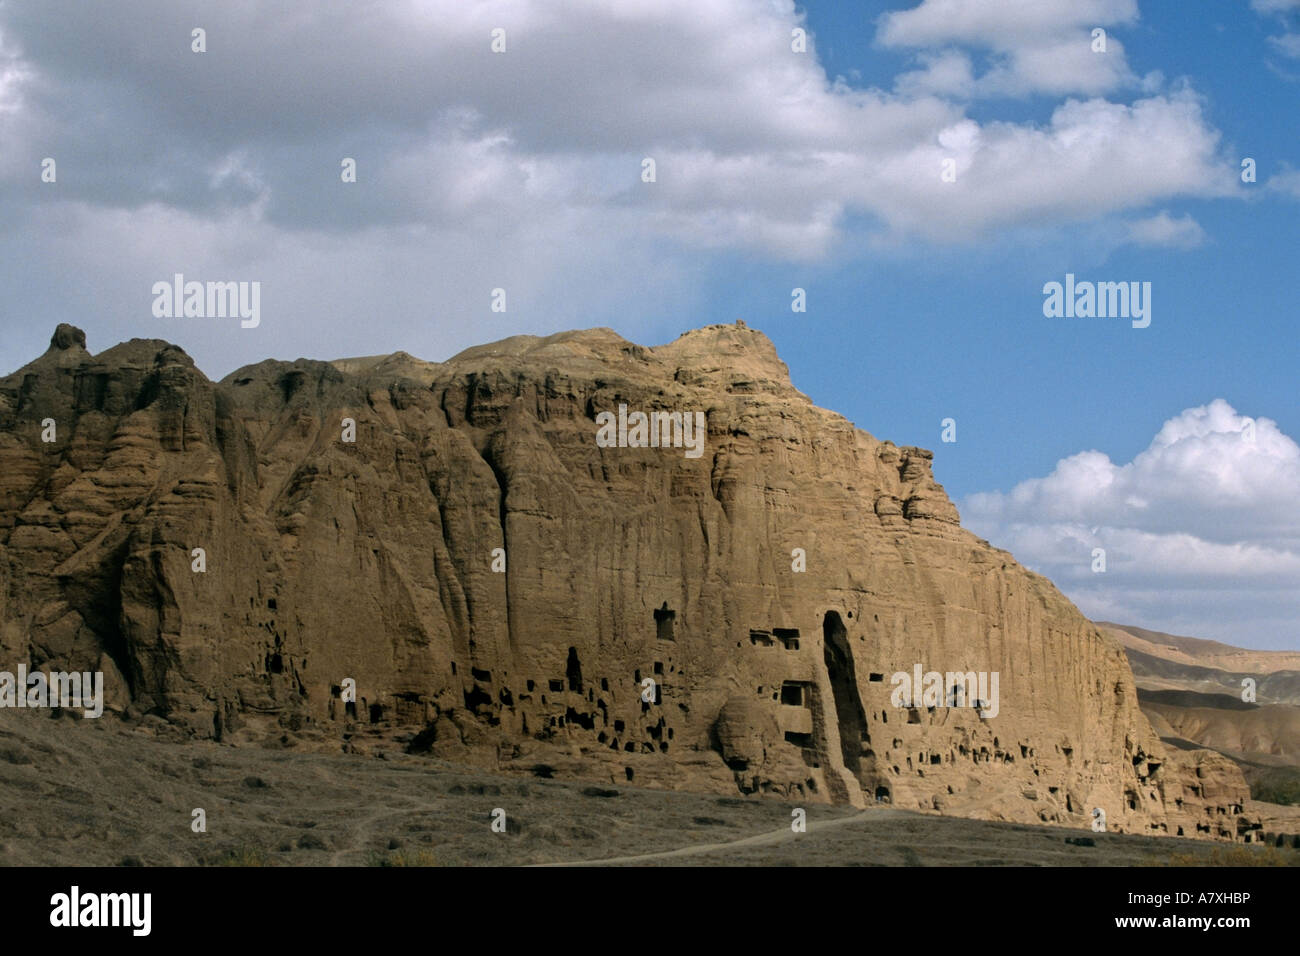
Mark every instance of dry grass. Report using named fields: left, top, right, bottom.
left=1159, top=845, right=1294, bottom=867
left=206, top=846, right=276, bottom=867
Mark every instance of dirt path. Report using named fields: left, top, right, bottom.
left=533, top=808, right=904, bottom=866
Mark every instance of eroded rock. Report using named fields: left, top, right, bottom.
left=0, top=322, right=1257, bottom=839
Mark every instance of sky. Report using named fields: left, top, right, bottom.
left=0, top=0, right=1296, bottom=647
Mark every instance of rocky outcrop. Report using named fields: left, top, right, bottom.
left=0, top=322, right=1257, bottom=840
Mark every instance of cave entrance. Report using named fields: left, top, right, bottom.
left=654, top=603, right=676, bottom=641
left=823, top=611, right=868, bottom=779
left=566, top=647, right=583, bottom=692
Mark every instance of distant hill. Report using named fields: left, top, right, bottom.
left=1098, top=622, right=1300, bottom=676
left=1105, top=622, right=1300, bottom=805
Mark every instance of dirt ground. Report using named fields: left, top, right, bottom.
left=0, top=710, right=1293, bottom=867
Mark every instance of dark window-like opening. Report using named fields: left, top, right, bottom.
left=471, top=667, right=491, bottom=683
left=565, top=707, right=595, bottom=730
left=774, top=628, right=800, bottom=650
left=749, top=629, right=774, bottom=647
left=780, top=682, right=807, bottom=707
left=654, top=602, right=676, bottom=641
left=370, top=703, right=383, bottom=723
left=785, top=731, right=813, bottom=747
left=566, top=647, right=583, bottom=692
left=548, top=679, right=564, bottom=693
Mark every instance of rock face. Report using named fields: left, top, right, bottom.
left=0, top=322, right=1257, bottom=840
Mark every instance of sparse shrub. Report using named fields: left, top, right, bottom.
left=207, top=846, right=275, bottom=867
left=1161, top=845, right=1293, bottom=867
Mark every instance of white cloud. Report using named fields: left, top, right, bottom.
left=0, top=0, right=1245, bottom=373
left=879, top=0, right=1139, bottom=47
left=879, top=0, right=1140, bottom=97
left=1267, top=166, right=1300, bottom=197
left=963, top=400, right=1300, bottom=648
left=1251, top=0, right=1300, bottom=58
left=1269, top=32, right=1300, bottom=57
left=1252, top=0, right=1300, bottom=13
left=0, top=0, right=1239, bottom=250
left=1125, top=210, right=1206, bottom=247
left=894, top=50, right=978, bottom=98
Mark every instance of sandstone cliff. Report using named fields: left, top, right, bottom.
left=0, top=322, right=1257, bottom=841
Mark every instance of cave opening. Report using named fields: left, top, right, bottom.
left=566, top=647, right=583, bottom=692
left=654, top=602, right=676, bottom=641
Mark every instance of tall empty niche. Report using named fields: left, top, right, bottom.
left=823, top=611, right=869, bottom=780
left=566, top=646, right=583, bottom=692
left=654, top=602, right=676, bottom=641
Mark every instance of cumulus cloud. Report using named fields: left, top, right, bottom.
left=879, top=0, right=1141, bottom=97
left=963, top=401, right=1300, bottom=648
left=0, top=1, right=1235, bottom=246
left=0, top=0, right=1246, bottom=373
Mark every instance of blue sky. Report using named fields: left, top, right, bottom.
left=704, top=1, right=1299, bottom=498
left=1, top=0, right=1297, bottom=646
